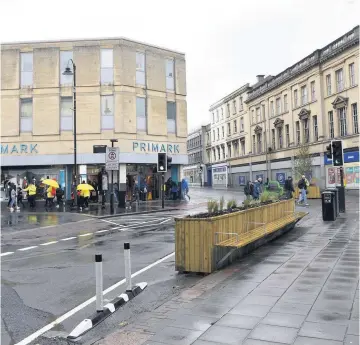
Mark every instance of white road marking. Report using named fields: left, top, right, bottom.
left=95, top=230, right=109, bottom=234
left=99, top=219, right=121, bottom=226
left=40, top=241, right=58, bottom=246
left=7, top=219, right=92, bottom=236
left=14, top=252, right=175, bottom=345
left=60, top=237, right=77, bottom=241
left=78, top=233, right=92, bottom=237
left=17, top=246, right=38, bottom=251
left=159, top=218, right=171, bottom=224
left=0, top=252, right=14, bottom=257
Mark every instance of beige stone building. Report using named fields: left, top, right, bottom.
left=1, top=37, right=187, bottom=199
left=209, top=26, right=359, bottom=190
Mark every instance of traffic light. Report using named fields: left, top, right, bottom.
left=199, top=166, right=203, bottom=173
left=325, top=144, right=332, bottom=159
left=332, top=140, right=344, bottom=167
left=167, top=156, right=172, bottom=170
left=157, top=153, right=167, bottom=172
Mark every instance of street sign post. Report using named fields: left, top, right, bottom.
left=106, top=147, right=119, bottom=171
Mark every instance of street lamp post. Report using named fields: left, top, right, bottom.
left=110, top=139, right=118, bottom=214
left=62, top=61, right=77, bottom=206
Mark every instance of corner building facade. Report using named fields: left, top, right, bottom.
left=229, top=26, right=359, bottom=190
left=0, top=37, right=187, bottom=199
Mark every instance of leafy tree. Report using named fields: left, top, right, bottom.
left=293, top=144, right=313, bottom=180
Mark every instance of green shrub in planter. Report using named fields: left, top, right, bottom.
left=213, top=201, right=219, bottom=213
left=219, top=196, right=225, bottom=211
left=207, top=199, right=214, bottom=213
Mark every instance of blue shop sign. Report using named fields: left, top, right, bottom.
left=1, top=144, right=38, bottom=154
left=324, top=150, right=359, bottom=165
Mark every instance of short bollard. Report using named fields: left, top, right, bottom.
left=124, top=243, right=132, bottom=292
left=95, top=254, right=103, bottom=312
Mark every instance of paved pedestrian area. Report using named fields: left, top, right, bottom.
left=95, top=197, right=359, bottom=345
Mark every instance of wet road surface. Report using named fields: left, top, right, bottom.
left=2, top=188, right=247, bottom=345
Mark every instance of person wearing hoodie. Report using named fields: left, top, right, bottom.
left=284, top=176, right=295, bottom=199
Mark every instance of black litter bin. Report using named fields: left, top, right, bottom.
left=322, top=191, right=336, bottom=221
left=327, top=188, right=339, bottom=217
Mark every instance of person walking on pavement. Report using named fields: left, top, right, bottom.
left=17, top=187, right=25, bottom=208
left=244, top=181, right=254, bottom=200
left=55, top=187, right=64, bottom=208
left=284, top=176, right=295, bottom=199
left=297, top=175, right=309, bottom=206
left=45, top=184, right=55, bottom=210
left=252, top=179, right=261, bottom=200
left=9, top=185, right=17, bottom=212
left=181, top=178, right=189, bottom=201
left=23, top=182, right=37, bottom=209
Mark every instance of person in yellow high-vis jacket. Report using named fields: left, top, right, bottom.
left=23, top=183, right=37, bottom=209
left=79, top=181, right=90, bottom=210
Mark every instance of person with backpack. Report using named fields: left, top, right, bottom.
left=297, top=175, right=309, bottom=206
left=284, top=176, right=295, bottom=199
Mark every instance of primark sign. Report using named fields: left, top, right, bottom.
left=132, top=141, right=180, bottom=154
left=1, top=144, right=38, bottom=154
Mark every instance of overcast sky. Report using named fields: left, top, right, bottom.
left=1, top=0, right=359, bottom=132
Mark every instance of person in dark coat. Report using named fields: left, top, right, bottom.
left=284, top=176, right=295, bottom=199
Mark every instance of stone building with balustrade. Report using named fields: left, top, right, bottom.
left=209, top=26, right=359, bottom=190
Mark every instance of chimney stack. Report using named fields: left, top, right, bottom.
left=256, top=75, right=265, bottom=83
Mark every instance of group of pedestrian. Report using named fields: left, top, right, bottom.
left=244, top=175, right=309, bottom=206
left=244, top=177, right=263, bottom=200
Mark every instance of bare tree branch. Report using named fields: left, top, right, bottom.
left=293, top=144, right=313, bottom=180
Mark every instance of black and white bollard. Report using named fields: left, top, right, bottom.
left=95, top=254, right=103, bottom=312
left=124, top=243, right=132, bottom=292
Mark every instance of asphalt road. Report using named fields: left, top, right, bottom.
left=1, top=188, right=246, bottom=345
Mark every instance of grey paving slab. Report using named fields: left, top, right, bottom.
left=271, top=302, right=312, bottom=316
left=248, top=323, right=298, bottom=344
left=261, top=312, right=306, bottom=328
left=238, top=294, right=279, bottom=306
left=347, top=320, right=360, bottom=335
left=278, top=292, right=318, bottom=305
left=293, top=336, right=343, bottom=345
left=200, top=294, right=245, bottom=308
left=351, top=299, right=360, bottom=320
left=230, top=304, right=272, bottom=317
left=148, top=326, right=202, bottom=345
left=185, top=304, right=231, bottom=318
left=249, top=287, right=286, bottom=297
left=306, top=309, right=351, bottom=325
left=344, top=334, right=360, bottom=345
left=169, top=314, right=218, bottom=332
left=298, top=321, right=347, bottom=341
left=192, top=340, right=229, bottom=345
left=216, top=314, right=261, bottom=330
left=199, top=325, right=250, bottom=344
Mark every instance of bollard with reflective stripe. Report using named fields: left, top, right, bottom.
left=124, top=243, right=132, bottom=292
left=95, top=254, right=103, bottom=312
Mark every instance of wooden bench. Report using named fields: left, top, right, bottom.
left=216, top=211, right=307, bottom=248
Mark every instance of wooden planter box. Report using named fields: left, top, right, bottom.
left=294, top=185, right=321, bottom=199
left=175, top=199, right=295, bottom=274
